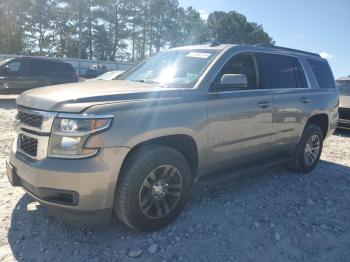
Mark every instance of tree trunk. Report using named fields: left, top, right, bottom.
left=132, top=15, right=136, bottom=62
left=149, top=22, right=153, bottom=56
left=141, top=15, right=146, bottom=59
left=88, top=0, right=92, bottom=60
left=111, top=3, right=119, bottom=60
left=78, top=5, right=83, bottom=59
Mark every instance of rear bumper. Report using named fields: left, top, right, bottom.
left=8, top=146, right=130, bottom=213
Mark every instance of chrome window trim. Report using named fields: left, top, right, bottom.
left=207, top=49, right=313, bottom=94
left=208, top=87, right=307, bottom=95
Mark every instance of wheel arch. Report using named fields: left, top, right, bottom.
left=305, top=113, right=329, bottom=138
left=120, top=134, right=199, bottom=179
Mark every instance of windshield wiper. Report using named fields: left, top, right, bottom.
left=132, top=79, right=166, bottom=87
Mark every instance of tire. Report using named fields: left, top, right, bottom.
left=288, top=124, right=324, bottom=173
left=114, top=144, right=192, bottom=232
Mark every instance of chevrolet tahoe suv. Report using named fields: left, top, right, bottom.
left=6, top=44, right=339, bottom=232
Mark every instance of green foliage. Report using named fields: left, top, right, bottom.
left=0, top=0, right=274, bottom=61
left=207, top=11, right=274, bottom=45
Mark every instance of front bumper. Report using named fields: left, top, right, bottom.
left=337, top=118, right=350, bottom=130
left=8, top=146, right=129, bottom=212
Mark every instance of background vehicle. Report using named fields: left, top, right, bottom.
left=0, top=57, right=78, bottom=94
left=7, top=44, right=339, bottom=232
left=85, top=70, right=125, bottom=82
left=336, top=76, right=350, bottom=129
left=85, top=64, right=108, bottom=78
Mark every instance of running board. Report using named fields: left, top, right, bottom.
left=197, top=156, right=291, bottom=186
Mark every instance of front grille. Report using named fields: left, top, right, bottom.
left=17, top=111, right=43, bottom=128
left=339, top=108, right=350, bottom=120
left=19, top=134, right=38, bottom=157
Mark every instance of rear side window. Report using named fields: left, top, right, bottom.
left=27, top=60, right=50, bottom=76
left=261, top=53, right=306, bottom=89
left=308, top=59, right=335, bottom=88
left=61, top=63, right=74, bottom=73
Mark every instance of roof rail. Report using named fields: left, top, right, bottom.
left=254, top=44, right=321, bottom=58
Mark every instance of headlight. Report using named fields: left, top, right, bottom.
left=48, top=114, right=113, bottom=159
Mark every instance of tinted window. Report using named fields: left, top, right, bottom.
left=61, top=63, right=74, bottom=73
left=262, top=54, right=302, bottom=89
left=2, top=59, right=26, bottom=76
left=308, top=59, right=335, bottom=88
left=213, top=53, right=259, bottom=90
left=292, top=58, right=308, bottom=88
left=27, top=60, right=49, bottom=76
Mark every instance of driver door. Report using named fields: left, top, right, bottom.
left=206, top=52, right=273, bottom=171
left=0, top=59, right=27, bottom=92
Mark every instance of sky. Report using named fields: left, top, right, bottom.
left=178, top=0, right=350, bottom=79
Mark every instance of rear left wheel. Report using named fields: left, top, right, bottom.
left=288, top=124, right=324, bottom=173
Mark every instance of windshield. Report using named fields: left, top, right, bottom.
left=336, top=81, right=350, bottom=96
left=118, top=50, right=219, bottom=88
left=97, top=71, right=124, bottom=80
left=0, top=59, right=10, bottom=67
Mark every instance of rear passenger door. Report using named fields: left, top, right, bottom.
left=260, top=53, right=310, bottom=155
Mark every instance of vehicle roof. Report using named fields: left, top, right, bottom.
left=172, top=43, right=322, bottom=59
left=172, top=44, right=235, bottom=51
left=9, top=56, right=69, bottom=64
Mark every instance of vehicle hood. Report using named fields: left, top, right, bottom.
left=340, top=95, right=350, bottom=108
left=16, top=80, right=181, bottom=112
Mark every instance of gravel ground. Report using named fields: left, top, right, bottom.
left=0, top=96, right=349, bottom=262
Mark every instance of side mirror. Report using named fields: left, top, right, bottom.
left=220, top=74, right=248, bottom=89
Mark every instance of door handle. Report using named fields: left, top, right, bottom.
left=300, top=97, right=311, bottom=104
left=257, top=101, right=272, bottom=109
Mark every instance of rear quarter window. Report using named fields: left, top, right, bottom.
left=308, top=59, right=335, bottom=88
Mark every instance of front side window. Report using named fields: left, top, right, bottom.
left=119, top=50, right=219, bottom=89
left=1, top=60, right=25, bottom=76
left=262, top=53, right=305, bottom=89
left=308, top=59, right=335, bottom=89
left=211, top=53, right=259, bottom=91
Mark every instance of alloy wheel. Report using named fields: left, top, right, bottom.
left=138, top=165, right=183, bottom=219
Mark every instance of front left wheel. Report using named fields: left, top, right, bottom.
left=114, top=145, right=192, bottom=232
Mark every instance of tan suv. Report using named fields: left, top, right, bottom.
left=7, top=44, right=339, bottom=231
